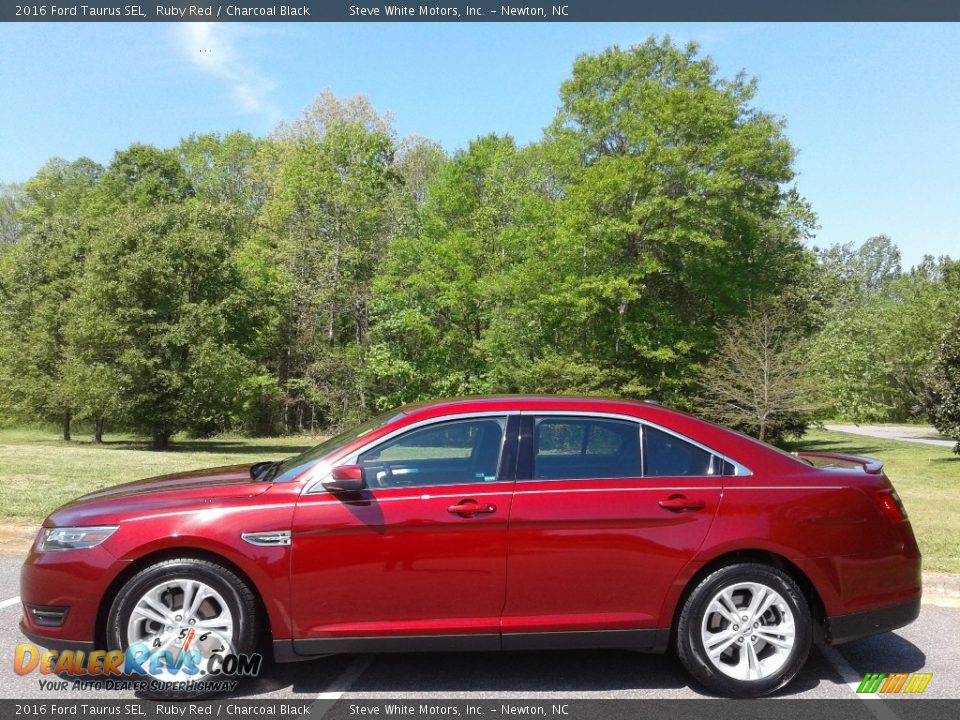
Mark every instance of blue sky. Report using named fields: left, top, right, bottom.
left=1, top=22, right=957, bottom=266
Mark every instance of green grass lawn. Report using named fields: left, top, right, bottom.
left=1, top=426, right=957, bottom=572
left=785, top=429, right=960, bottom=574
left=0, top=428, right=315, bottom=524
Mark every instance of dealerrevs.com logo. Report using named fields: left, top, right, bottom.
left=14, top=642, right=263, bottom=693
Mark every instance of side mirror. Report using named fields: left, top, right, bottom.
left=322, top=464, right=365, bottom=493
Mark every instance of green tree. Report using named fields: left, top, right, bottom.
left=372, top=38, right=815, bottom=410
left=74, top=199, right=255, bottom=448
left=0, top=219, right=87, bottom=439
left=257, top=94, right=400, bottom=429
left=369, top=134, right=556, bottom=406
left=884, top=260, right=960, bottom=415
left=98, top=144, right=192, bottom=207
left=809, top=240, right=957, bottom=422
left=176, top=132, right=264, bottom=216
left=815, top=235, right=902, bottom=303
left=540, top=38, right=815, bottom=403
left=177, top=132, right=285, bottom=435
left=697, top=306, right=821, bottom=443
left=393, top=135, right=448, bottom=208
left=807, top=303, right=892, bottom=422
left=0, top=183, right=23, bottom=245
left=273, top=89, right=395, bottom=142
left=924, top=316, right=960, bottom=454
left=0, top=158, right=103, bottom=440
left=18, top=157, right=102, bottom=224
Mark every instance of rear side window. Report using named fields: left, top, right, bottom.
left=644, top=426, right=719, bottom=477
left=533, top=417, right=641, bottom=480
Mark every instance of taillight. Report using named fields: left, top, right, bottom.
left=876, top=489, right=908, bottom=522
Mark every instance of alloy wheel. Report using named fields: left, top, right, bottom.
left=126, top=578, right=235, bottom=678
left=699, top=581, right=796, bottom=681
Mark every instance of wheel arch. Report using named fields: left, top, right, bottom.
left=95, top=547, right=275, bottom=654
left=668, top=549, right=828, bottom=644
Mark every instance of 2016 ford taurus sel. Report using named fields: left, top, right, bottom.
left=20, top=396, right=921, bottom=697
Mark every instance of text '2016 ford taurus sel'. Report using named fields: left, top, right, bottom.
left=20, top=396, right=921, bottom=697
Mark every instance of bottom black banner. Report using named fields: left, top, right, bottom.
left=1, top=700, right=958, bottom=720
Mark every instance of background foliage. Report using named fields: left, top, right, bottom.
left=1, top=37, right=957, bottom=448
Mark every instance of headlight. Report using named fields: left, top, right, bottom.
left=39, top=526, right=118, bottom=551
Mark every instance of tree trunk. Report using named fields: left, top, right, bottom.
left=62, top=409, right=72, bottom=441
left=93, top=416, right=104, bottom=443
left=151, top=431, right=171, bottom=451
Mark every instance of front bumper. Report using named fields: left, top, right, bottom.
left=19, top=542, right=129, bottom=649
left=19, top=621, right=96, bottom=653
left=827, top=597, right=921, bottom=645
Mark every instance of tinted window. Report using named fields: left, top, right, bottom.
left=533, top=417, right=641, bottom=480
left=359, top=418, right=505, bottom=488
left=273, top=408, right=405, bottom=482
left=644, top=426, right=716, bottom=477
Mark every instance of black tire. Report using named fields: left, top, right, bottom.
left=676, top=563, right=811, bottom=698
left=106, top=557, right=259, bottom=699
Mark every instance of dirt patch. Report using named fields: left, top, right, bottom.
left=0, top=524, right=36, bottom=557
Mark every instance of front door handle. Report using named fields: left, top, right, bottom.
left=658, top=494, right=706, bottom=512
left=448, top=499, right=496, bottom=517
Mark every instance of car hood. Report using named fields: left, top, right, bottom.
left=45, top=464, right=271, bottom=526
left=80, top=464, right=266, bottom=500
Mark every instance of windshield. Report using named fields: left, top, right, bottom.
left=271, top=408, right=406, bottom=482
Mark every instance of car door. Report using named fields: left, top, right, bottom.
left=290, top=414, right=518, bottom=654
left=501, top=413, right=723, bottom=649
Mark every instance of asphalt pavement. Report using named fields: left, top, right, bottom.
left=1, top=553, right=957, bottom=702
left=822, top=425, right=956, bottom=449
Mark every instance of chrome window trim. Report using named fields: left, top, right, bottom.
left=520, top=410, right=752, bottom=478
left=301, top=486, right=516, bottom=505
left=303, top=411, right=512, bottom=495
left=304, top=408, right=752, bottom=494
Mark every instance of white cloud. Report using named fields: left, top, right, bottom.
left=178, top=23, right=279, bottom=120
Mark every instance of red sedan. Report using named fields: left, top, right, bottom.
left=20, top=396, right=921, bottom=697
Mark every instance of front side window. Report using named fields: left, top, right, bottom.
left=643, top=425, right=720, bottom=477
left=273, top=408, right=405, bottom=482
left=533, top=417, right=641, bottom=480
left=359, top=417, right=506, bottom=488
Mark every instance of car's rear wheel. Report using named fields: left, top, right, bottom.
left=106, top=557, right=259, bottom=698
left=676, top=563, right=811, bottom=697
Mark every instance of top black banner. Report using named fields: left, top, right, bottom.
left=3, top=1, right=959, bottom=22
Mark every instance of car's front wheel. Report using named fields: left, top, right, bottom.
left=106, top=557, right=259, bottom=698
left=676, top=563, right=811, bottom=697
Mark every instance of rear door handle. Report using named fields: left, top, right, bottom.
left=448, top=499, right=496, bottom=517
left=658, top=494, right=706, bottom=512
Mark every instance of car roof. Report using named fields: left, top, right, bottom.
left=398, top=394, right=658, bottom=415
left=395, top=395, right=713, bottom=432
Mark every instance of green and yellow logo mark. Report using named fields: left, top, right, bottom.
left=856, top=672, right=933, bottom=694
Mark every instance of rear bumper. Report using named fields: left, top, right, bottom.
left=827, top=597, right=921, bottom=645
